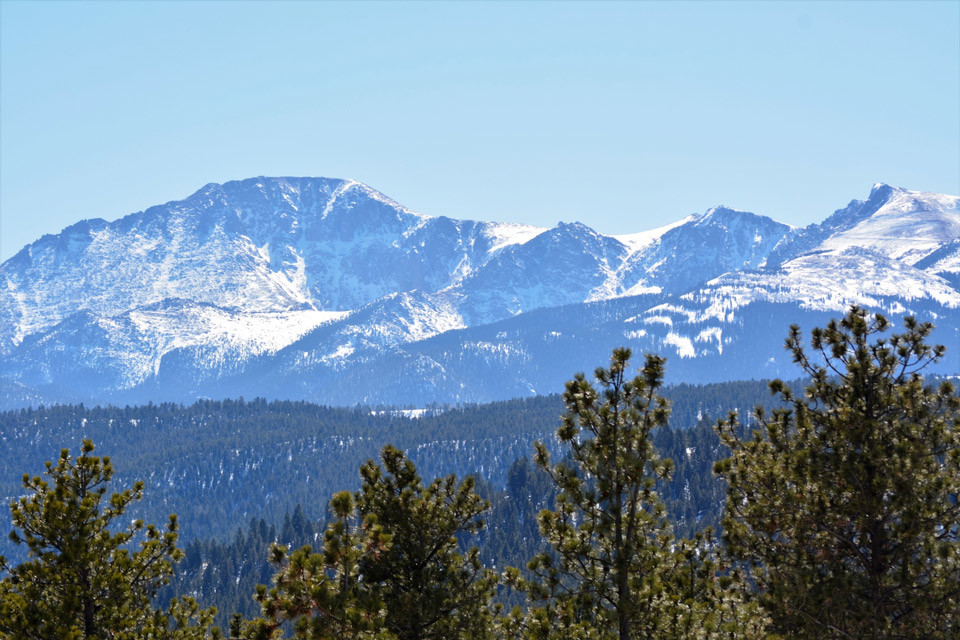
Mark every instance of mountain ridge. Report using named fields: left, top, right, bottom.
left=2, top=177, right=958, bottom=409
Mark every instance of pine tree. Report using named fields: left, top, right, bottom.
left=0, top=439, right=216, bottom=639
left=355, top=445, right=499, bottom=640
left=243, top=446, right=497, bottom=640
left=241, top=491, right=394, bottom=640
left=510, top=348, right=767, bottom=640
left=715, top=307, right=960, bottom=639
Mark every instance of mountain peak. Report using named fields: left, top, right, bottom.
left=553, top=220, right=592, bottom=231
left=703, top=205, right=739, bottom=216
left=185, top=176, right=361, bottom=201
left=867, top=182, right=901, bottom=202
left=696, top=205, right=765, bottom=226
left=548, top=220, right=602, bottom=240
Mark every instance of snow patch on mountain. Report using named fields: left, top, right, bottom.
left=390, top=292, right=467, bottom=342
left=127, top=305, right=347, bottom=358
left=695, top=327, right=723, bottom=355
left=614, top=215, right=696, bottom=252
left=817, top=187, right=959, bottom=264
left=913, top=239, right=960, bottom=288
left=664, top=332, right=696, bottom=358
left=675, top=248, right=960, bottom=328
left=1, top=302, right=346, bottom=394
left=321, top=342, right=356, bottom=363
left=483, top=222, right=547, bottom=252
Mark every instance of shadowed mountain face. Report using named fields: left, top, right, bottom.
left=2, top=178, right=958, bottom=408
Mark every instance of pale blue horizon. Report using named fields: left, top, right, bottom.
left=1, top=0, right=958, bottom=259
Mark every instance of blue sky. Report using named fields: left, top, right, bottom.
left=1, top=0, right=958, bottom=259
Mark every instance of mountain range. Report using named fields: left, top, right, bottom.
left=2, top=178, right=958, bottom=408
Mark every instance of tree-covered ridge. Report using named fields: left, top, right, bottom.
left=0, top=397, right=561, bottom=551
left=0, top=382, right=779, bottom=554
left=0, top=383, right=785, bottom=632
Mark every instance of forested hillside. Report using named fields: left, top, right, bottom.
left=0, top=380, right=781, bottom=557
left=0, top=380, right=786, bottom=631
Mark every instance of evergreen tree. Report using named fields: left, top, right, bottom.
left=715, top=307, right=960, bottom=639
left=355, top=445, right=498, bottom=640
left=0, top=440, right=216, bottom=639
left=241, top=491, right=393, bottom=640
left=510, top=348, right=766, bottom=640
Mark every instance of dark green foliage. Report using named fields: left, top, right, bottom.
left=478, top=457, right=556, bottom=581
left=240, top=446, right=498, bottom=639
left=509, top=348, right=767, bottom=640
left=240, top=491, right=393, bottom=640
left=156, top=415, right=743, bottom=630
left=525, top=348, right=675, bottom=639
left=158, top=513, right=321, bottom=630
left=0, top=397, right=567, bottom=555
left=355, top=446, right=498, bottom=639
left=0, top=377, right=797, bottom=634
left=716, top=307, right=960, bottom=639
left=0, top=440, right=216, bottom=639
left=0, top=388, right=765, bottom=564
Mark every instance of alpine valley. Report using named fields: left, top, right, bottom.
left=2, top=177, right=959, bottom=409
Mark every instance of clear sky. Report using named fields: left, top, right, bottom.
left=1, top=0, right=958, bottom=259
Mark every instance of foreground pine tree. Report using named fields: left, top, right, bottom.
left=508, top=348, right=767, bottom=640
left=356, top=445, right=499, bottom=640
left=243, top=445, right=497, bottom=640
left=0, top=439, right=216, bottom=639
left=240, top=491, right=394, bottom=640
left=715, top=307, right=960, bottom=639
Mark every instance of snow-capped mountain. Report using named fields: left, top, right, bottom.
left=0, top=178, right=542, bottom=351
left=2, top=178, right=958, bottom=408
left=766, top=183, right=960, bottom=268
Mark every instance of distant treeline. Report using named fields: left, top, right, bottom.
left=0, top=379, right=788, bottom=556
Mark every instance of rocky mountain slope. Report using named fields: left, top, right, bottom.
left=2, top=178, right=958, bottom=408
